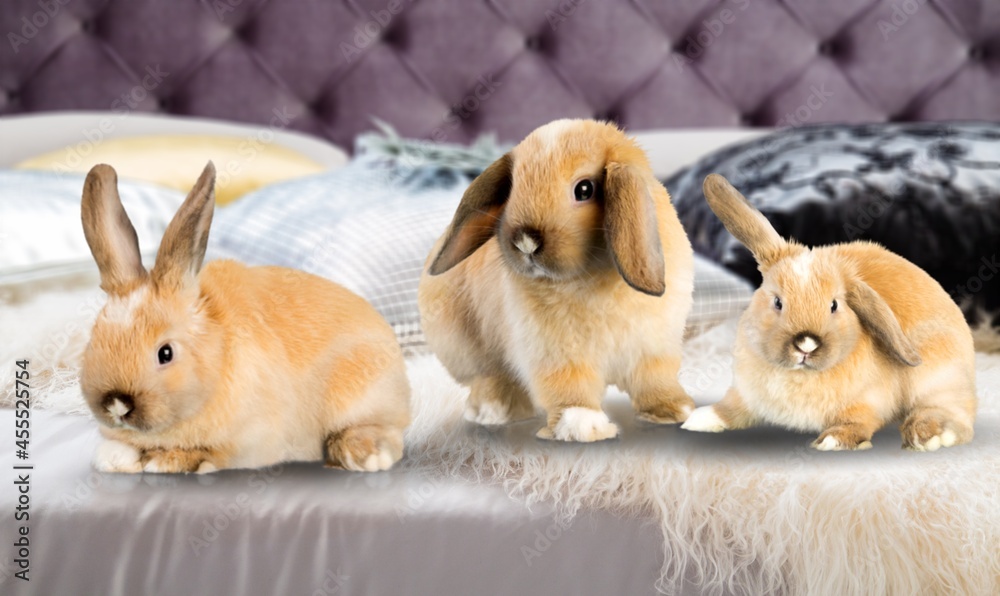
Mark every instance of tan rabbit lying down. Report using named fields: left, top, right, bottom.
left=80, top=163, right=410, bottom=473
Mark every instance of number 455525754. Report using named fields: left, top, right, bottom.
left=15, top=360, right=30, bottom=458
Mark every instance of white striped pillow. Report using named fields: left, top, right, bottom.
left=208, top=159, right=753, bottom=352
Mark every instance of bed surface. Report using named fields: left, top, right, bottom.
left=4, top=346, right=999, bottom=595
left=0, top=410, right=668, bottom=596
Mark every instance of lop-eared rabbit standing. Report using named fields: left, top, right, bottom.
left=419, top=119, right=696, bottom=442
left=683, top=175, right=976, bottom=451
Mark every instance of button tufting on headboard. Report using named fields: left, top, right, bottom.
left=0, top=0, right=997, bottom=151
left=381, top=25, right=405, bottom=49
left=817, top=40, right=836, bottom=57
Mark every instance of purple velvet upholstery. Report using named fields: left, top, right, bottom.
left=1, top=0, right=998, bottom=150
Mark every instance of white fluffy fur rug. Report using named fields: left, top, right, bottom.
left=3, top=286, right=999, bottom=595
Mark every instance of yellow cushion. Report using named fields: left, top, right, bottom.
left=15, top=134, right=327, bottom=205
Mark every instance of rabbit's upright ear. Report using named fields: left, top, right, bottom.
left=847, top=280, right=922, bottom=367
left=603, top=162, right=666, bottom=296
left=151, top=162, right=216, bottom=289
left=703, top=174, right=787, bottom=269
left=429, top=153, right=513, bottom=275
left=81, top=164, right=148, bottom=294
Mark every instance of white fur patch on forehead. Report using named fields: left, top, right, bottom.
left=532, top=119, right=577, bottom=153
left=789, top=251, right=815, bottom=279
left=101, top=286, right=147, bottom=326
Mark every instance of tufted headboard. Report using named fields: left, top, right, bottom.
left=1, top=0, right=998, bottom=150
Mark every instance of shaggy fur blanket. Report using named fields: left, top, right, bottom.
left=2, top=285, right=999, bottom=595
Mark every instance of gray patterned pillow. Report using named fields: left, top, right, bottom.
left=667, top=122, right=1000, bottom=342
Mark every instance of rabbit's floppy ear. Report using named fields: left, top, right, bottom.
left=603, top=162, right=666, bottom=296
left=81, top=164, right=148, bottom=294
left=846, top=280, right=922, bottom=367
left=151, top=162, right=216, bottom=288
left=703, top=174, right=787, bottom=269
left=429, top=153, right=512, bottom=275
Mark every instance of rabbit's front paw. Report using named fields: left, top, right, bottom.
left=141, top=449, right=215, bottom=474
left=464, top=400, right=512, bottom=426
left=93, top=439, right=143, bottom=473
left=537, top=407, right=619, bottom=442
left=812, top=426, right=873, bottom=451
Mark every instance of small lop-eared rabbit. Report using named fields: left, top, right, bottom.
left=683, top=174, right=976, bottom=451
left=418, top=119, right=695, bottom=442
left=81, top=163, right=410, bottom=473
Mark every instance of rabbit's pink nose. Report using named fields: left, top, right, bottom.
left=794, top=334, right=820, bottom=354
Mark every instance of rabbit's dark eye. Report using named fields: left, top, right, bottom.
left=773, top=297, right=783, bottom=311
left=574, top=179, right=595, bottom=202
left=157, top=344, right=173, bottom=365
left=831, top=299, right=838, bottom=313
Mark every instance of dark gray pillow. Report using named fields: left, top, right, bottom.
left=665, top=122, right=1000, bottom=337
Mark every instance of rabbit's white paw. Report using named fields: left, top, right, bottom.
left=537, top=407, right=618, bottom=442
